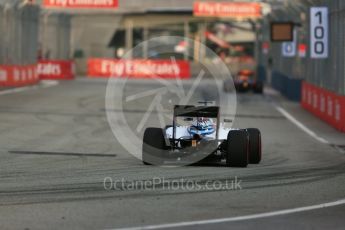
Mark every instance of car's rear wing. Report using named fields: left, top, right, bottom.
left=174, top=105, right=220, bottom=118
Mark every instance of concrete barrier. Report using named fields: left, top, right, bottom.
left=38, top=60, right=75, bottom=80
left=272, top=71, right=302, bottom=101
left=302, top=81, right=345, bottom=132
left=257, top=65, right=266, bottom=82
left=0, top=65, right=39, bottom=87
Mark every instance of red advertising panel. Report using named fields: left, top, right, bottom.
left=88, top=58, right=191, bottom=79
left=43, top=0, right=118, bottom=8
left=302, top=81, right=345, bottom=132
left=194, top=2, right=262, bottom=18
left=0, top=65, right=39, bottom=87
left=38, top=60, right=75, bottom=80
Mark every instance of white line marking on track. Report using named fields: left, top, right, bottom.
left=40, top=80, right=59, bottom=88
left=0, top=86, right=35, bottom=95
left=112, top=198, right=345, bottom=230
left=275, top=106, right=329, bottom=144
left=0, top=80, right=59, bottom=96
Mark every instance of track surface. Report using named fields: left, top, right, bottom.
left=0, top=79, right=345, bottom=230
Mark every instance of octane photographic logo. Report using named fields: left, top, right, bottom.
left=103, top=176, right=242, bottom=192
left=105, top=36, right=236, bottom=166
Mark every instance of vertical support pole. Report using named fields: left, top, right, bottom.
left=200, top=20, right=207, bottom=62
left=253, top=21, right=260, bottom=79
left=125, top=19, right=133, bottom=59
left=42, top=12, right=51, bottom=59
left=69, top=15, right=74, bottom=59
left=184, top=20, right=189, bottom=61
left=142, top=24, right=149, bottom=59
left=4, top=4, right=10, bottom=64
left=194, top=34, right=200, bottom=63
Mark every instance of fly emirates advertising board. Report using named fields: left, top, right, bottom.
left=43, top=0, right=118, bottom=8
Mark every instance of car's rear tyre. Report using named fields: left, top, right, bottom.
left=246, top=128, right=262, bottom=164
left=142, top=128, right=167, bottom=165
left=226, top=130, right=249, bottom=167
left=254, top=81, right=264, bottom=94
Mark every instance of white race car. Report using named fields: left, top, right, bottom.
left=142, top=105, right=262, bottom=167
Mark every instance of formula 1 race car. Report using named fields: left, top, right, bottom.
left=142, top=104, right=262, bottom=167
left=224, top=69, right=264, bottom=94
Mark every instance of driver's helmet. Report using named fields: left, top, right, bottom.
left=188, top=117, right=215, bottom=136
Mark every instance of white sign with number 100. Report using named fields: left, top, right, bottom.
left=310, top=7, right=329, bottom=59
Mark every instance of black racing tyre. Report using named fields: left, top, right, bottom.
left=246, top=128, right=262, bottom=164
left=142, top=128, right=167, bottom=165
left=254, top=82, right=264, bottom=94
left=226, top=130, right=249, bottom=168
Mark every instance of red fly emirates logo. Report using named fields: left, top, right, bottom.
left=194, top=2, right=262, bottom=19
left=101, top=60, right=181, bottom=77
left=43, top=0, right=118, bottom=8
left=88, top=59, right=191, bottom=79
left=37, top=60, right=75, bottom=80
left=37, top=63, right=61, bottom=76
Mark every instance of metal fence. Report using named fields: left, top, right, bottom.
left=258, top=0, right=345, bottom=96
left=0, top=1, right=40, bottom=65
left=0, top=4, right=4, bottom=64
left=40, top=12, right=71, bottom=60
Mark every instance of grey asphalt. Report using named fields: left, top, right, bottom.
left=0, top=78, right=345, bottom=230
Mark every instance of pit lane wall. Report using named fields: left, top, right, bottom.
left=88, top=58, right=191, bottom=79
left=0, top=60, right=75, bottom=86
left=257, top=0, right=345, bottom=132
left=37, top=60, right=75, bottom=80
left=302, top=82, right=345, bottom=132
left=0, top=65, right=39, bottom=87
